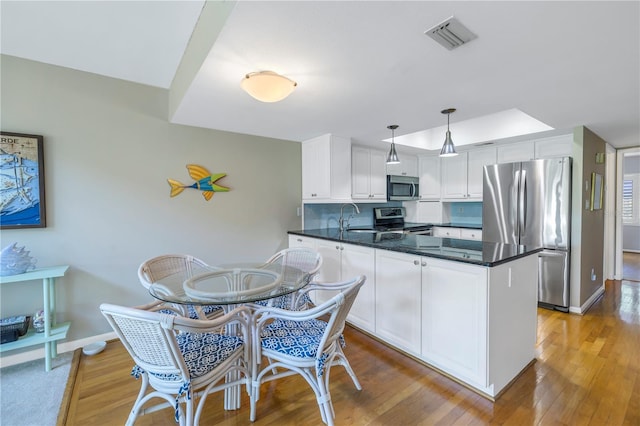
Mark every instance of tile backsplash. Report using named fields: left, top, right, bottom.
left=302, top=201, right=482, bottom=229
left=303, top=202, right=402, bottom=230
left=448, top=202, right=482, bottom=225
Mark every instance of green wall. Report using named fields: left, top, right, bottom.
left=0, top=55, right=302, bottom=342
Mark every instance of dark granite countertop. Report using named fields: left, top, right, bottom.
left=289, top=228, right=541, bottom=267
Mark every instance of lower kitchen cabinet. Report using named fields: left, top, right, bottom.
left=433, top=226, right=482, bottom=241
left=341, top=244, right=375, bottom=333
left=374, top=250, right=422, bottom=356
left=288, top=235, right=317, bottom=249
left=289, top=233, right=538, bottom=398
left=422, top=258, right=488, bottom=388
left=432, top=226, right=461, bottom=238
left=289, top=235, right=375, bottom=333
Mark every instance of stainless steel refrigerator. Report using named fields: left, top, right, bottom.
left=483, top=157, right=572, bottom=311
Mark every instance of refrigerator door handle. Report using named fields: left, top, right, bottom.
left=519, top=169, right=527, bottom=236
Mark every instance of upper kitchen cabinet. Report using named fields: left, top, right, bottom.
left=534, top=134, right=573, bottom=159
left=497, top=134, right=573, bottom=164
left=467, top=146, right=497, bottom=198
left=418, top=155, right=441, bottom=200
left=386, top=155, right=418, bottom=177
left=441, top=153, right=468, bottom=199
left=497, top=141, right=535, bottom=163
left=302, top=134, right=352, bottom=203
left=352, top=146, right=387, bottom=202
left=441, top=147, right=496, bottom=200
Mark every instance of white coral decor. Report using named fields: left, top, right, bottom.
left=0, top=243, right=37, bottom=276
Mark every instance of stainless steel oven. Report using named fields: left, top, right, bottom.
left=387, top=175, right=419, bottom=201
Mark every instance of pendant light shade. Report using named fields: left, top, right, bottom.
left=439, top=108, right=459, bottom=157
left=240, top=71, right=297, bottom=102
left=386, top=124, right=400, bottom=164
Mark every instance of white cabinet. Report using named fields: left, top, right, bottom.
left=341, top=244, right=376, bottom=333
left=432, top=227, right=461, bottom=238
left=418, top=155, right=441, bottom=200
left=288, top=234, right=317, bottom=249
left=460, top=228, right=483, bottom=241
left=374, top=250, right=422, bottom=356
left=386, top=154, right=418, bottom=177
left=421, top=258, right=488, bottom=387
left=302, top=134, right=352, bottom=202
left=433, top=227, right=482, bottom=241
left=467, top=147, right=497, bottom=198
left=534, top=134, right=573, bottom=159
left=351, top=146, right=387, bottom=201
left=441, top=147, right=496, bottom=200
left=497, top=135, right=572, bottom=164
left=313, top=239, right=343, bottom=305
left=287, top=233, right=539, bottom=397
left=497, top=141, right=535, bottom=163
left=440, top=153, right=468, bottom=199
left=298, top=237, right=376, bottom=333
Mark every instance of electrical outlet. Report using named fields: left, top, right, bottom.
left=591, top=268, right=596, bottom=281
left=296, top=207, right=302, bottom=217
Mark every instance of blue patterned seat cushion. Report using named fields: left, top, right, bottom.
left=187, top=304, right=223, bottom=319
left=254, top=293, right=313, bottom=310
left=260, top=318, right=328, bottom=359
left=134, top=332, right=243, bottom=381
left=158, top=304, right=222, bottom=319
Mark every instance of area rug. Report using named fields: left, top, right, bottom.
left=0, top=350, right=77, bottom=426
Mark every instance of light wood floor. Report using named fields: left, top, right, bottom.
left=623, top=252, right=640, bottom=282
left=61, top=279, right=639, bottom=425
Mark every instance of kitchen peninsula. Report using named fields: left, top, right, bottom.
left=288, top=229, right=542, bottom=399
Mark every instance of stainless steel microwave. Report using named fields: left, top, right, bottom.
left=387, top=175, right=419, bottom=201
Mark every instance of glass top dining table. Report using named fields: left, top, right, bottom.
left=147, top=261, right=312, bottom=306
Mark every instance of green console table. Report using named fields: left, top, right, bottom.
left=0, top=265, right=70, bottom=371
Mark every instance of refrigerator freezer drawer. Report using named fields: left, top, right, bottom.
left=538, top=250, right=569, bottom=310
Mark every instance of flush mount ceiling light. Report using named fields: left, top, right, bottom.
left=240, top=71, right=297, bottom=102
left=440, top=108, right=459, bottom=157
left=386, top=124, right=400, bottom=164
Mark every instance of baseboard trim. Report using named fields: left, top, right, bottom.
left=0, top=331, right=117, bottom=368
left=569, top=285, right=605, bottom=315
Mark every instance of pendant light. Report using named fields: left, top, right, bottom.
left=386, top=124, right=400, bottom=164
left=439, top=108, right=459, bottom=157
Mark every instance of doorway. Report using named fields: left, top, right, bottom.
left=616, top=147, right=640, bottom=280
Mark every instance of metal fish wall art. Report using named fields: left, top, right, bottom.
left=168, top=164, right=230, bottom=201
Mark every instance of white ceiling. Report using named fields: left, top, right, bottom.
left=1, top=1, right=639, bottom=154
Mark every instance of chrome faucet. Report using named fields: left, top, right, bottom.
left=339, top=203, right=360, bottom=232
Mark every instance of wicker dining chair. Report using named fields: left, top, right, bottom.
left=100, top=302, right=253, bottom=426
left=254, top=247, right=323, bottom=310
left=249, top=275, right=366, bottom=426
left=138, top=254, right=223, bottom=319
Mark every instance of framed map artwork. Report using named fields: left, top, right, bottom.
left=0, top=132, right=46, bottom=229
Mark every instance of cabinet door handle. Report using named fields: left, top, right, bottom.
left=421, top=261, right=427, bottom=267
left=297, top=238, right=303, bottom=242
left=335, top=246, right=340, bottom=250
left=414, top=260, right=420, bottom=265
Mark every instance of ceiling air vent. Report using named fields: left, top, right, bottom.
left=425, top=16, right=477, bottom=50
